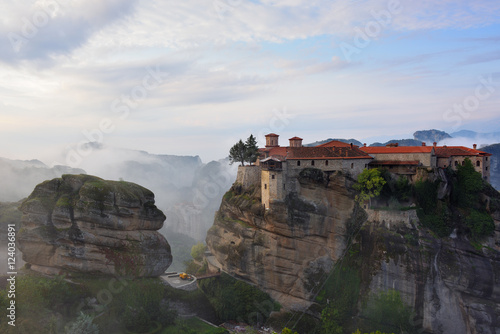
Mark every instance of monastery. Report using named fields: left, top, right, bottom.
left=237, top=133, right=492, bottom=209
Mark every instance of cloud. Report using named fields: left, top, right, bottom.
left=0, top=0, right=138, bottom=64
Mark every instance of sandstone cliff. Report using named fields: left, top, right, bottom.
left=206, top=170, right=363, bottom=310
left=206, top=168, right=500, bottom=333
left=18, top=174, right=172, bottom=277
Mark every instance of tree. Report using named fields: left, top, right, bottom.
left=455, top=158, right=484, bottom=207
left=65, top=312, right=100, bottom=334
left=229, top=139, right=247, bottom=166
left=321, top=305, right=343, bottom=334
left=191, top=242, right=206, bottom=261
left=245, top=134, right=259, bottom=165
left=229, top=135, right=260, bottom=166
left=353, top=168, right=386, bottom=206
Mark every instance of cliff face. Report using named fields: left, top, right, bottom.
left=206, top=169, right=500, bottom=333
left=18, top=174, right=172, bottom=277
left=358, top=214, right=500, bottom=334
left=206, top=170, right=362, bottom=310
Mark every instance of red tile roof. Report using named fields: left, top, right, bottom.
left=435, top=146, right=492, bottom=158
left=289, top=136, right=303, bottom=140
left=360, top=146, right=434, bottom=154
left=259, top=145, right=372, bottom=160
left=316, top=140, right=357, bottom=148
left=265, top=133, right=279, bottom=137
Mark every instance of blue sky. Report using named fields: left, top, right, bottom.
left=0, top=0, right=499, bottom=164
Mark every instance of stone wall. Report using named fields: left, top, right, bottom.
left=236, top=165, right=261, bottom=189
left=370, top=152, right=436, bottom=167
left=287, top=158, right=371, bottom=178
left=437, top=156, right=490, bottom=182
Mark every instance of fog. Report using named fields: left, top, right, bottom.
left=0, top=143, right=238, bottom=243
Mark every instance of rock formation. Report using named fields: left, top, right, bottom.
left=206, top=170, right=362, bottom=310
left=206, top=168, right=500, bottom=333
left=18, top=174, right=172, bottom=277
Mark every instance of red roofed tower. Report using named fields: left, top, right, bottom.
left=265, top=133, right=279, bottom=148
left=289, top=136, right=303, bottom=147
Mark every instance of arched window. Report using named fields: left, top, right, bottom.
left=454, top=161, right=458, bottom=166
left=325, top=160, right=328, bottom=166
left=311, top=160, right=315, bottom=166
left=476, top=161, right=480, bottom=167
left=297, top=161, right=301, bottom=166
left=462, top=160, right=465, bottom=166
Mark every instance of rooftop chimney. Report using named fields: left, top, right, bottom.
left=422, top=142, right=426, bottom=146
left=473, top=144, right=477, bottom=149
left=289, top=136, right=303, bottom=148
left=363, top=143, right=367, bottom=147
left=433, top=142, right=437, bottom=147
left=350, top=143, right=353, bottom=149
left=265, top=133, right=279, bottom=148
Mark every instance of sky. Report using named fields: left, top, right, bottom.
left=0, top=0, right=500, bottom=165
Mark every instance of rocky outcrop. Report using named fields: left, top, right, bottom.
left=358, top=214, right=500, bottom=334
left=206, top=168, right=500, bottom=333
left=18, top=174, right=172, bottom=277
left=206, top=170, right=363, bottom=310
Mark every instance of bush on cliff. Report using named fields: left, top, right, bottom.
left=198, top=273, right=279, bottom=325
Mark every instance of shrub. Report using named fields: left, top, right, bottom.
left=65, top=312, right=99, bottom=334
left=414, top=180, right=438, bottom=214
left=360, top=290, right=416, bottom=334
left=191, top=242, right=207, bottom=261
left=198, top=273, right=279, bottom=325
left=465, top=209, right=495, bottom=239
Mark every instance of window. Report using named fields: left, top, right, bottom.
left=351, top=163, right=354, bottom=169
left=325, top=160, right=328, bottom=166
left=272, top=175, right=275, bottom=180
left=454, top=161, right=458, bottom=166
left=444, top=165, right=447, bottom=168
left=462, top=161, right=465, bottom=166
left=486, top=167, right=488, bottom=171
left=311, top=160, right=315, bottom=166
left=264, top=184, right=267, bottom=190
left=486, top=157, right=488, bottom=161
left=476, top=161, right=480, bottom=167
left=297, top=161, right=301, bottom=166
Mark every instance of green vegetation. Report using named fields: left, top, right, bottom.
left=65, top=312, right=100, bottom=334
left=358, top=290, right=416, bottom=334
left=465, top=209, right=495, bottom=239
left=412, top=159, right=496, bottom=240
left=198, top=273, right=280, bottom=325
left=353, top=169, right=386, bottom=205
left=316, top=265, right=361, bottom=332
left=191, top=242, right=207, bottom=262
left=453, top=158, right=484, bottom=207
left=229, top=134, right=259, bottom=166
left=352, top=330, right=394, bottom=334
left=0, top=274, right=178, bottom=334
left=161, top=317, right=226, bottom=334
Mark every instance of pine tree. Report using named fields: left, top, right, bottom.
left=245, top=134, right=259, bottom=165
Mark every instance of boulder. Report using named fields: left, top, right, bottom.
left=18, top=174, right=172, bottom=277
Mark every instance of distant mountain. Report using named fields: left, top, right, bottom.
left=305, top=138, right=363, bottom=147
left=481, top=143, right=500, bottom=191
left=413, top=129, right=452, bottom=143
left=370, top=139, right=423, bottom=147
